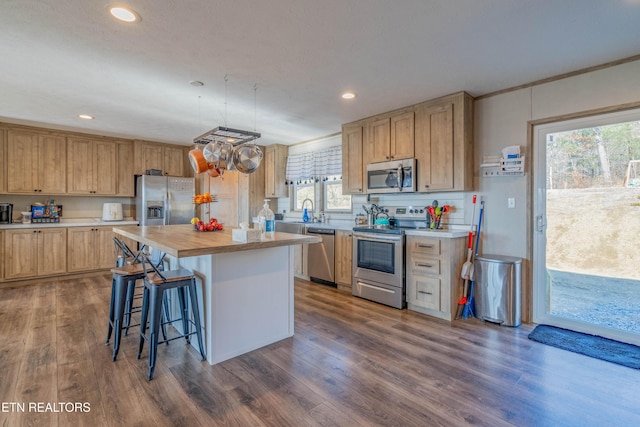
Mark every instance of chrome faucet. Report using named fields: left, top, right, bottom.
left=301, top=198, right=315, bottom=222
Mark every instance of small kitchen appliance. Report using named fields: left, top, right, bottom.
left=102, top=203, right=123, bottom=221
left=0, top=203, right=13, bottom=224
left=366, top=158, right=416, bottom=194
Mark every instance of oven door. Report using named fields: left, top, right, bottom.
left=352, top=232, right=404, bottom=287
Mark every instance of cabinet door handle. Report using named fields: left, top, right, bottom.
left=417, top=244, right=434, bottom=248
left=416, top=263, right=433, bottom=268
left=418, top=290, right=433, bottom=295
left=424, top=185, right=429, bottom=188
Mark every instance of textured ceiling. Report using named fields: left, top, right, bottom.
left=1, top=0, right=640, bottom=146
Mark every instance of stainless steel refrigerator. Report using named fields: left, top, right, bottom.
left=135, top=175, right=195, bottom=226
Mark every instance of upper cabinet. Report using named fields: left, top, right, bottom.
left=116, top=140, right=135, bottom=197
left=341, top=122, right=365, bottom=194
left=6, top=130, right=67, bottom=194
left=1, top=123, right=189, bottom=196
left=364, top=110, right=414, bottom=165
left=414, top=92, right=474, bottom=192
left=264, top=144, right=288, bottom=198
left=134, top=141, right=191, bottom=177
left=67, top=138, right=117, bottom=195
left=341, top=91, right=473, bottom=195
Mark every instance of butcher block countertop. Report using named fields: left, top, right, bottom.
left=113, top=224, right=321, bottom=258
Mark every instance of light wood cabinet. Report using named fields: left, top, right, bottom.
left=264, top=144, right=288, bottom=198
left=414, top=92, right=473, bottom=192
left=67, top=226, right=116, bottom=272
left=116, top=140, right=135, bottom=196
left=341, top=123, right=365, bottom=194
left=134, top=141, right=190, bottom=177
left=67, top=138, right=117, bottom=195
left=341, top=91, right=473, bottom=195
left=293, top=244, right=307, bottom=278
left=0, top=230, right=3, bottom=280
left=364, top=110, right=414, bottom=165
left=0, top=130, right=5, bottom=193
left=406, top=235, right=466, bottom=321
left=4, top=228, right=67, bottom=280
left=164, top=145, right=187, bottom=177
left=6, top=130, right=67, bottom=194
left=335, top=230, right=353, bottom=292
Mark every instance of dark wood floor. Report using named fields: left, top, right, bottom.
left=1, top=275, right=639, bottom=426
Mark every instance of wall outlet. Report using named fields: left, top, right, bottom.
left=508, top=197, right=516, bottom=209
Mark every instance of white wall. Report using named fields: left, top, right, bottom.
left=0, top=194, right=134, bottom=221
left=476, top=59, right=640, bottom=260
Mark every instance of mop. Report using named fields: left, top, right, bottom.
left=462, top=200, right=484, bottom=319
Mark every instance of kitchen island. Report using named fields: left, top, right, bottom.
left=112, top=224, right=320, bottom=365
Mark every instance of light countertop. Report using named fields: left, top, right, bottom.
left=113, top=224, right=321, bottom=258
left=0, top=218, right=138, bottom=230
left=404, top=228, right=469, bottom=238
left=276, top=220, right=469, bottom=238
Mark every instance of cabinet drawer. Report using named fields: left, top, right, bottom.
left=408, top=238, right=441, bottom=256
left=409, top=276, right=440, bottom=311
left=408, top=255, right=440, bottom=275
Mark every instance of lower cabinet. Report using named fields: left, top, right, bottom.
left=0, top=230, right=4, bottom=281
left=335, top=230, right=353, bottom=292
left=67, top=226, right=116, bottom=272
left=4, top=228, right=67, bottom=280
left=293, top=244, right=307, bottom=278
left=405, top=235, right=466, bottom=321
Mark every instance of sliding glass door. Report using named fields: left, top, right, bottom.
left=533, top=109, right=640, bottom=346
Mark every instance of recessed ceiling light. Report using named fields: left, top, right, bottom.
left=190, top=80, right=205, bottom=87
left=78, top=114, right=94, bottom=120
left=341, top=92, right=357, bottom=100
left=108, top=5, right=141, bottom=23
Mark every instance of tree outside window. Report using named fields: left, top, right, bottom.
left=294, top=183, right=315, bottom=210
left=324, top=176, right=351, bottom=211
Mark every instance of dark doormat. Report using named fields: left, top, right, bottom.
left=528, top=324, right=640, bottom=369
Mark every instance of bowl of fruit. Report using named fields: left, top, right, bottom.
left=193, top=193, right=216, bottom=204
left=191, top=217, right=223, bottom=232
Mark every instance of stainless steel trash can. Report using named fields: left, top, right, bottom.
left=473, top=254, right=522, bottom=327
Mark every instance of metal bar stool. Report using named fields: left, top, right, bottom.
left=137, top=253, right=206, bottom=380
left=106, top=239, right=168, bottom=362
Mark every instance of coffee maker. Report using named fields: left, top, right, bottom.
left=0, top=203, right=13, bottom=224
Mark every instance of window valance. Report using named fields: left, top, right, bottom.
left=285, top=146, right=342, bottom=184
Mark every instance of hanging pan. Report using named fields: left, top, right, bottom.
left=233, top=144, right=263, bottom=174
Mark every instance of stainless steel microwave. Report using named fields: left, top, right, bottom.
left=366, top=158, right=416, bottom=194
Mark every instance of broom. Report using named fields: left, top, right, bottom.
left=462, top=200, right=484, bottom=319
left=455, top=231, right=474, bottom=319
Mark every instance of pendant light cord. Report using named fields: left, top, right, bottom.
left=254, top=83, right=257, bottom=132
left=224, top=74, right=228, bottom=128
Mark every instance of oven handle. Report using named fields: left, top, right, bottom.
left=360, top=282, right=396, bottom=294
left=353, top=234, right=403, bottom=243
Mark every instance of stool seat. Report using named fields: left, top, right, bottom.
left=110, top=264, right=151, bottom=276
left=147, top=268, right=195, bottom=284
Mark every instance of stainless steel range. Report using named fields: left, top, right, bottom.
left=352, top=206, right=428, bottom=309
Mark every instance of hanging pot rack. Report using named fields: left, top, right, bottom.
left=193, top=126, right=261, bottom=146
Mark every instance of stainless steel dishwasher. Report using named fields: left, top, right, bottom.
left=306, top=227, right=336, bottom=286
